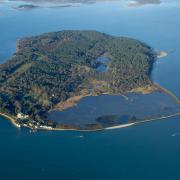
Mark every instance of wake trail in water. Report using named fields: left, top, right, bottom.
left=171, top=133, right=180, bottom=137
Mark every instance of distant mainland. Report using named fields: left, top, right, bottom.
left=7, top=0, right=161, bottom=8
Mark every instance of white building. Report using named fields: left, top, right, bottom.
left=17, top=113, right=29, bottom=119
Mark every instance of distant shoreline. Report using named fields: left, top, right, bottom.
left=128, top=0, right=161, bottom=7
left=3, top=0, right=161, bottom=8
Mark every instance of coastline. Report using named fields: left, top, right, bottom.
left=157, top=51, right=168, bottom=59
left=105, top=123, right=135, bottom=130
left=156, top=84, right=180, bottom=105
left=105, top=112, right=180, bottom=131
left=127, top=0, right=161, bottom=7
left=0, top=113, right=20, bottom=128
left=1, top=110, right=180, bottom=132
left=1, top=82, right=180, bottom=132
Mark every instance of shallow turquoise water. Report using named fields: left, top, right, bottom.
left=0, top=0, right=180, bottom=179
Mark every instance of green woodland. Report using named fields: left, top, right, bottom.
left=0, top=30, right=155, bottom=124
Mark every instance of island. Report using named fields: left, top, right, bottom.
left=0, top=30, right=179, bottom=131
left=9, top=0, right=161, bottom=7
left=15, top=4, right=40, bottom=10
left=128, top=0, right=160, bottom=7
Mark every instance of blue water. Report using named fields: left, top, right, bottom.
left=1, top=0, right=180, bottom=179
left=96, top=57, right=110, bottom=72
left=48, top=92, right=180, bottom=127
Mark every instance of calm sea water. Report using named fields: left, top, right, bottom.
left=0, top=0, right=180, bottom=179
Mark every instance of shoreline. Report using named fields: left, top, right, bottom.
left=1, top=110, right=180, bottom=132
left=1, top=83, right=180, bottom=132
left=156, top=84, right=180, bottom=105
left=53, top=111, right=180, bottom=131
left=106, top=112, right=180, bottom=131
left=0, top=113, right=20, bottom=128
left=157, top=51, right=168, bottom=59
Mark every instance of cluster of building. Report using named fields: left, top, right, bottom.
left=17, top=113, right=29, bottom=119
left=16, top=113, right=53, bottom=130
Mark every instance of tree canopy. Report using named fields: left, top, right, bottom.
left=0, top=30, right=155, bottom=123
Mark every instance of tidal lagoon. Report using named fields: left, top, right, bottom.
left=1, top=0, right=180, bottom=179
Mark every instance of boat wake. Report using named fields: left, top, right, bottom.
left=172, top=133, right=180, bottom=137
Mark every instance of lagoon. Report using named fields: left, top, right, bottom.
left=1, top=0, right=180, bottom=179
left=48, top=92, right=180, bottom=129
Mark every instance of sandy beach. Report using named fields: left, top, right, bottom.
left=0, top=113, right=20, bottom=128
left=105, top=123, right=135, bottom=130
left=157, top=51, right=168, bottom=59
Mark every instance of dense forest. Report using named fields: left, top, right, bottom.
left=0, top=30, right=155, bottom=125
